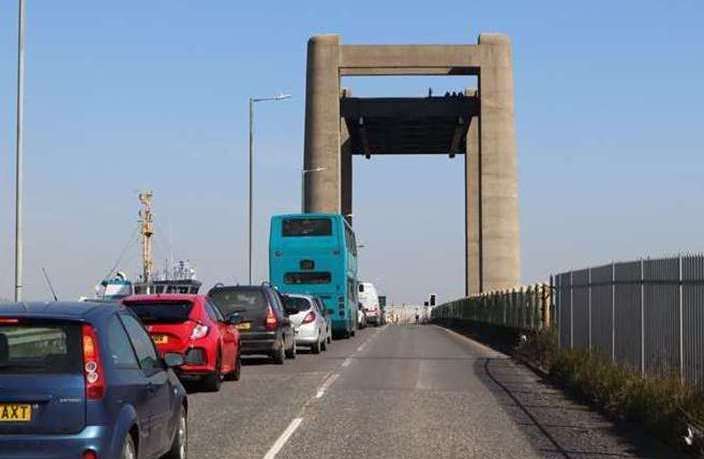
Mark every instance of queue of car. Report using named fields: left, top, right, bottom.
left=0, top=212, right=383, bottom=458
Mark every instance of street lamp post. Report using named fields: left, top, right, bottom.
left=248, top=93, right=290, bottom=285
left=301, top=167, right=326, bottom=212
left=14, top=0, right=26, bottom=302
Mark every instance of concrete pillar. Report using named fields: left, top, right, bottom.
left=478, top=33, right=520, bottom=291
left=340, top=93, right=353, bottom=224
left=465, top=89, right=481, bottom=295
left=303, top=35, right=341, bottom=213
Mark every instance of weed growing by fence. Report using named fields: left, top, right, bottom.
left=517, top=328, right=704, bottom=453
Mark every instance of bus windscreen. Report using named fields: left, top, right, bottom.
left=282, top=218, right=332, bottom=237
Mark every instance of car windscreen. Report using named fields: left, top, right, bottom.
left=208, top=289, right=268, bottom=317
left=0, top=320, right=82, bottom=374
left=284, top=272, right=332, bottom=285
left=282, top=296, right=311, bottom=312
left=124, top=302, right=194, bottom=324
left=282, top=218, right=332, bottom=237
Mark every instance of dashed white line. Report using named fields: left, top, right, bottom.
left=263, top=417, right=303, bottom=459
left=315, top=373, right=339, bottom=398
left=341, top=357, right=352, bottom=367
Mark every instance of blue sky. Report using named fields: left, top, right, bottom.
left=0, top=1, right=702, bottom=303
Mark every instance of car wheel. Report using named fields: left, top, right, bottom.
left=225, top=351, right=241, bottom=381
left=121, top=433, right=136, bottom=459
left=272, top=340, right=285, bottom=365
left=164, top=406, right=187, bottom=459
left=350, top=327, right=356, bottom=337
left=202, top=354, right=222, bottom=392
left=285, top=339, right=297, bottom=359
left=311, top=338, right=321, bottom=354
left=321, top=337, right=327, bottom=352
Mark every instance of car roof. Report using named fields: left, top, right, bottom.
left=0, top=301, right=121, bottom=321
left=284, top=293, right=316, bottom=300
left=123, top=294, right=203, bottom=302
left=208, top=285, right=268, bottom=292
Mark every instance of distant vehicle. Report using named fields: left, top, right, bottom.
left=282, top=294, right=329, bottom=354
left=358, top=282, right=381, bottom=326
left=378, top=295, right=387, bottom=325
left=0, top=301, right=188, bottom=459
left=357, top=303, right=367, bottom=329
left=123, top=294, right=241, bottom=391
left=207, top=285, right=296, bottom=364
left=269, top=213, right=359, bottom=338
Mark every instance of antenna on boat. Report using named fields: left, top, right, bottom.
left=138, top=191, right=154, bottom=291
left=41, top=266, right=58, bottom=301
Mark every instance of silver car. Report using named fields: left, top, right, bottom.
left=282, top=294, right=330, bottom=354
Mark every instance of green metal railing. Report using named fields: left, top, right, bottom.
left=431, top=283, right=555, bottom=331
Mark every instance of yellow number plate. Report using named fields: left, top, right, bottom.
left=152, top=335, right=168, bottom=344
left=0, top=404, right=32, bottom=422
left=236, top=322, right=251, bottom=331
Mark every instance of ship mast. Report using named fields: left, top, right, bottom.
left=138, top=191, right=154, bottom=287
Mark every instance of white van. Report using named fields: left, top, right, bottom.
left=358, top=282, right=381, bottom=326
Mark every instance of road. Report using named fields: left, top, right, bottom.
left=187, top=324, right=682, bottom=458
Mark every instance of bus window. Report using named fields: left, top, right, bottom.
left=284, top=272, right=332, bottom=285
left=344, top=225, right=357, bottom=256
left=282, top=218, right=332, bottom=237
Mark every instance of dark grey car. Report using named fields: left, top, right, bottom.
left=207, top=285, right=296, bottom=364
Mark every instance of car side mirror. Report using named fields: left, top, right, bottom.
left=227, top=313, right=242, bottom=325
left=163, top=352, right=184, bottom=368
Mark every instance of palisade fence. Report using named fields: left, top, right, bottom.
left=555, top=254, right=704, bottom=387
left=431, top=283, right=554, bottom=331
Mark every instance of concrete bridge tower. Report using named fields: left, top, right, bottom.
left=302, top=33, right=520, bottom=295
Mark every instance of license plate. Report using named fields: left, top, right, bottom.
left=236, top=322, right=251, bottom=331
left=152, top=335, right=168, bottom=344
left=0, top=404, right=32, bottom=422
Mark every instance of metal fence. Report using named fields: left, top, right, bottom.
left=431, top=283, right=554, bottom=331
left=555, top=255, right=704, bottom=387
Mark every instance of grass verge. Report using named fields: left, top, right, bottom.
left=516, top=327, right=704, bottom=455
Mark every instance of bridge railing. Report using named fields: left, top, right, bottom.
left=431, top=283, right=554, bottom=331
left=554, top=254, right=704, bottom=388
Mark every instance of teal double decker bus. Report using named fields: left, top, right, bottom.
left=269, top=213, right=358, bottom=338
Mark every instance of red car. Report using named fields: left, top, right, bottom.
left=122, top=293, right=241, bottom=391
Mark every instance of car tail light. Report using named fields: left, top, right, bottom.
left=82, top=450, right=98, bottom=459
left=265, top=306, right=278, bottom=331
left=302, top=311, right=316, bottom=324
left=190, top=323, right=209, bottom=340
left=0, top=317, right=19, bottom=324
left=81, top=324, right=105, bottom=400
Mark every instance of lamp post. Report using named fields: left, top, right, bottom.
left=14, top=0, right=26, bottom=302
left=301, top=167, right=326, bottom=212
left=248, top=93, right=290, bottom=285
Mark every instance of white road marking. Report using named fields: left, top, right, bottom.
left=415, top=360, right=431, bottom=390
left=263, top=417, right=303, bottom=459
left=356, top=343, right=366, bottom=352
left=341, top=358, right=352, bottom=367
left=315, top=373, right=339, bottom=398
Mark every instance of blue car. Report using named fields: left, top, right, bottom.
left=0, top=302, right=188, bottom=459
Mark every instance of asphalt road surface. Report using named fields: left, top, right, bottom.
left=187, top=324, right=683, bottom=458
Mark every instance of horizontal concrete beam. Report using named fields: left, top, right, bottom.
left=340, top=45, right=480, bottom=76
left=340, top=97, right=479, bottom=119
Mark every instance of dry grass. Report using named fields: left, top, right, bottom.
left=517, top=329, right=704, bottom=453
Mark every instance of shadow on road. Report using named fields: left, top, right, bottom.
left=475, top=357, right=686, bottom=458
